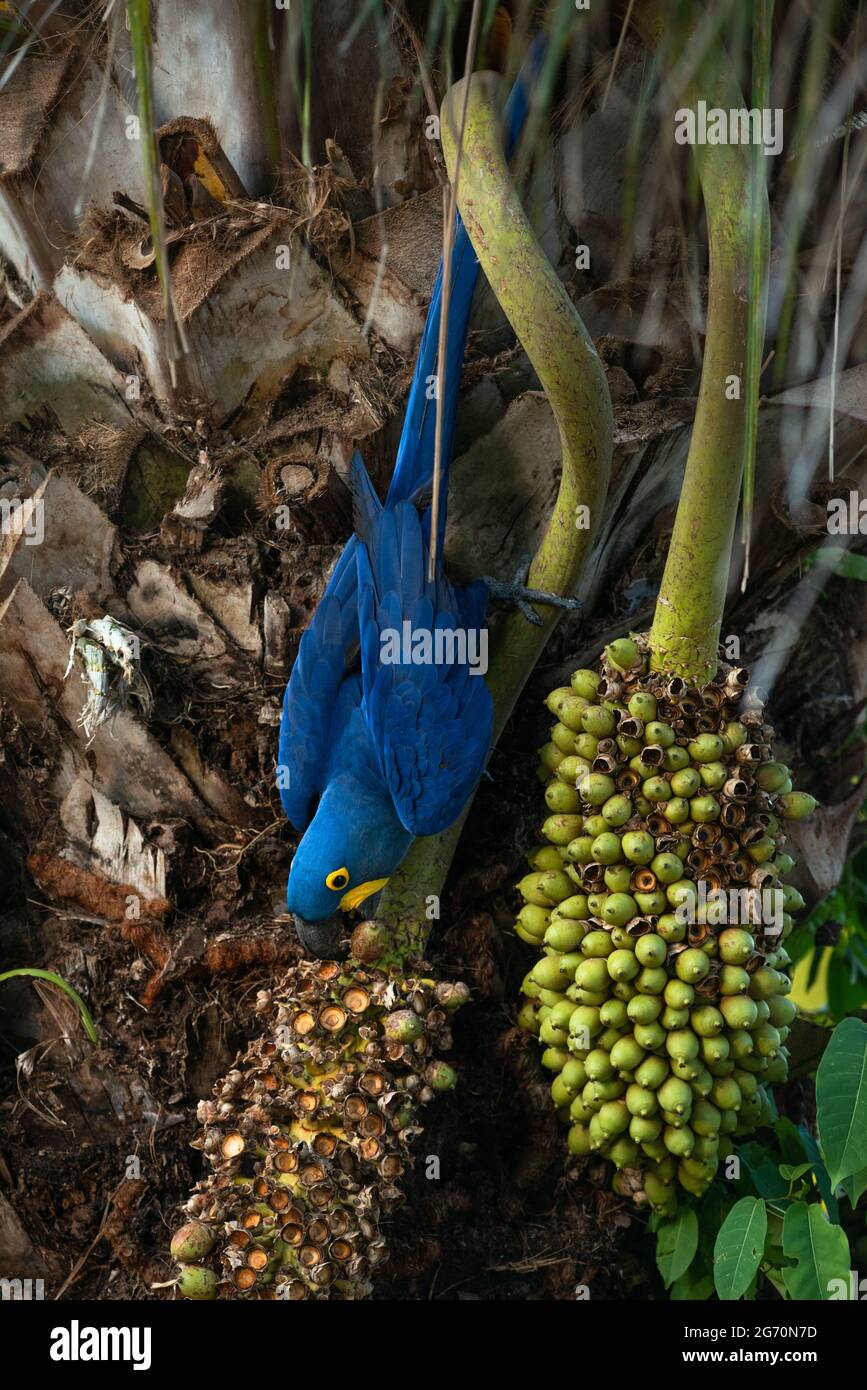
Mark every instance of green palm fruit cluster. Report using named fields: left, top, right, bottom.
left=516, top=633, right=816, bottom=1213
left=171, top=960, right=466, bottom=1298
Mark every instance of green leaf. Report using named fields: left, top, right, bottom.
left=816, top=1017, right=867, bottom=1188
left=736, top=1143, right=789, bottom=1198
left=795, top=1124, right=839, bottom=1223
left=841, top=1167, right=867, bottom=1207
left=656, top=1208, right=699, bottom=1288
left=670, top=1257, right=714, bottom=1300
left=713, top=1197, right=768, bottom=1301
left=821, top=547, right=867, bottom=581
left=779, top=1162, right=813, bottom=1182
left=782, top=1201, right=851, bottom=1300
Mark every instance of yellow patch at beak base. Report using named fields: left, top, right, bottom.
left=340, top=878, right=389, bottom=911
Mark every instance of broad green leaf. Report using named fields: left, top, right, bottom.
left=656, top=1209, right=699, bottom=1288
left=779, top=1162, right=812, bottom=1182
left=816, top=1017, right=867, bottom=1188
left=841, top=1167, right=867, bottom=1207
left=670, top=1258, right=714, bottom=1300
left=782, top=1201, right=850, bottom=1300
left=713, top=1197, right=767, bottom=1301
left=736, top=1143, right=789, bottom=1198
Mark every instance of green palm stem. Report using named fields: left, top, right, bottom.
left=377, top=72, right=613, bottom=962
left=635, top=5, right=770, bottom=684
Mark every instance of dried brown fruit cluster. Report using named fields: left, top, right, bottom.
left=171, top=960, right=467, bottom=1298
left=516, top=634, right=816, bottom=1212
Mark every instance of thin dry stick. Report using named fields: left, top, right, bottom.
left=428, top=0, right=484, bottom=582
left=829, top=3, right=860, bottom=480
left=601, top=0, right=635, bottom=111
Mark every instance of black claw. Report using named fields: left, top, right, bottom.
left=483, top=568, right=581, bottom=626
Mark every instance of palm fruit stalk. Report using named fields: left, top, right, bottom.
left=170, top=959, right=467, bottom=1298
left=516, top=5, right=816, bottom=1213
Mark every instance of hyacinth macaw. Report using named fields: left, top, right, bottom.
left=279, top=45, right=559, bottom=955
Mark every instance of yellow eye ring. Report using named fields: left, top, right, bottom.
left=325, top=867, right=350, bottom=892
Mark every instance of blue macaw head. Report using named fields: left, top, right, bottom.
left=287, top=776, right=413, bottom=956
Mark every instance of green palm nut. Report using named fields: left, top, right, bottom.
left=699, top=761, right=727, bottom=791
left=566, top=835, right=595, bottom=864
left=625, top=687, right=656, bottom=720
left=585, top=1048, right=615, bottom=1082
left=570, top=1095, right=595, bottom=1123
left=767, top=995, right=796, bottom=1028
left=588, top=1114, right=607, bottom=1149
left=636, top=966, right=668, bottom=996
left=664, top=978, right=695, bottom=1009
left=691, top=1098, right=722, bottom=1136
left=581, top=705, right=617, bottom=739
left=691, top=1134, right=720, bottom=1161
left=575, top=734, right=600, bottom=761
left=608, top=1135, right=641, bottom=1169
left=667, top=880, right=698, bottom=911
left=597, top=996, right=626, bottom=1027
left=755, top=761, right=789, bottom=793
left=551, top=721, right=578, bottom=753
left=546, top=686, right=578, bottom=716
left=732, top=1068, right=758, bottom=1100
left=574, top=958, right=609, bottom=994
left=688, top=734, right=725, bottom=762
left=763, top=1053, right=789, bottom=1084
left=602, top=794, right=633, bottom=827
left=591, top=832, right=623, bottom=864
left=571, top=669, right=601, bottom=701
left=556, top=756, right=586, bottom=785
left=675, top=948, right=710, bottom=984
left=782, top=884, right=806, bottom=913
left=644, top=720, right=675, bottom=748
left=517, top=1001, right=540, bottom=1033
left=539, top=742, right=565, bottom=774
left=553, top=893, right=591, bottom=920
left=604, top=865, right=632, bottom=893
left=541, top=1046, right=570, bottom=1072
left=598, top=1099, right=631, bottom=1137
left=626, top=1083, right=659, bottom=1117
left=747, top=835, right=777, bottom=864
left=581, top=930, right=614, bottom=959
left=719, top=927, right=754, bottom=964
left=532, top=955, right=572, bottom=993
left=658, top=1075, right=693, bottom=1115
left=690, top=795, right=721, bottom=823
left=674, top=839, right=691, bottom=861
left=527, top=845, right=565, bottom=872
left=666, top=1029, right=700, bottom=1062
left=648, top=859, right=680, bottom=897
left=630, top=1114, right=663, bottom=1144
left=634, top=795, right=652, bottom=816
left=598, top=1027, right=624, bottom=1053
left=517, top=905, right=550, bottom=940
left=661, top=1007, right=689, bottom=1030
left=543, top=814, right=584, bottom=845
left=630, top=755, right=658, bottom=781
left=633, top=1020, right=666, bottom=1051
left=177, top=1265, right=218, bottom=1300
left=587, top=892, right=608, bottom=916
left=584, top=1077, right=624, bottom=1106
left=519, top=870, right=568, bottom=906
left=753, top=1000, right=772, bottom=1024
left=557, top=695, right=593, bottom=732
left=644, top=1172, right=676, bottom=1212
left=611, top=980, right=638, bottom=1002
left=567, top=1122, right=593, bottom=1156
left=627, top=994, right=663, bottom=1025
left=663, top=745, right=690, bottom=773
left=663, top=798, right=690, bottom=825
left=691, top=1005, right=725, bottom=1037
left=546, top=781, right=581, bottom=813
left=582, top=813, right=609, bottom=836
left=551, top=1073, right=577, bottom=1106
left=607, top=947, right=640, bottom=982
left=610, top=1035, right=645, bottom=1073
left=722, top=720, right=747, bottom=753
left=548, top=1000, right=577, bottom=1030
left=569, top=1005, right=602, bottom=1040
left=773, top=852, right=795, bottom=876
left=711, top=1076, right=742, bottom=1110
left=657, top=913, right=687, bottom=943
left=171, top=1221, right=216, bottom=1264
left=690, top=1068, right=713, bottom=1097
left=539, top=1018, right=570, bottom=1048
left=664, top=1125, right=695, bottom=1158
left=601, top=894, right=637, bottom=928
left=719, top=965, right=751, bottom=995
left=561, top=1058, right=589, bottom=1092
left=728, top=1028, right=755, bottom=1059
left=753, top=1023, right=782, bottom=1057
left=605, top=637, right=641, bottom=671
left=544, top=921, right=587, bottom=953
left=634, top=935, right=667, bottom=970
left=635, top=1055, right=669, bottom=1089
left=700, top=1034, right=729, bottom=1066
left=749, top=966, right=784, bottom=1000
left=621, top=830, right=657, bottom=863
left=778, top=791, right=818, bottom=820
left=578, top=772, right=619, bottom=806
left=577, top=991, right=607, bottom=1008
left=643, top=776, right=672, bottom=803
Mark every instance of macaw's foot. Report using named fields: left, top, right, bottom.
left=291, top=913, right=348, bottom=960
left=484, top=558, right=582, bottom=627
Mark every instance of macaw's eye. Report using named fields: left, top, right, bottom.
left=325, top=867, right=350, bottom=892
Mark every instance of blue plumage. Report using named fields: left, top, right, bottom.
left=279, top=50, right=543, bottom=937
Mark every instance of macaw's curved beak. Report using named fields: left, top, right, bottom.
left=292, top=913, right=347, bottom=960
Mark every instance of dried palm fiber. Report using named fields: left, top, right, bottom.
left=171, top=959, right=467, bottom=1298
left=516, top=632, right=815, bottom=1214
